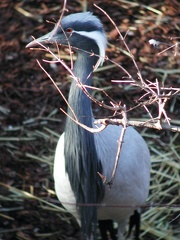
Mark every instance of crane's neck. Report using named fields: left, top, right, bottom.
left=64, top=49, right=104, bottom=239
left=68, top=52, right=96, bottom=123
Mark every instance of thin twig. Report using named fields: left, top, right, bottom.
left=95, top=118, right=180, bottom=133
left=97, top=105, right=128, bottom=188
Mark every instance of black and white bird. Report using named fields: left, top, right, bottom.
left=27, top=12, right=150, bottom=240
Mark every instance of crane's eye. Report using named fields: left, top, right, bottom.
left=66, top=28, right=73, bottom=33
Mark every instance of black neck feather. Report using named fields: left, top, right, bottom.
left=64, top=48, right=104, bottom=239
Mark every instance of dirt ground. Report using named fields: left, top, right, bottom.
left=0, top=0, right=179, bottom=239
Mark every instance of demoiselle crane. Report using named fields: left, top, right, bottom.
left=26, top=12, right=151, bottom=240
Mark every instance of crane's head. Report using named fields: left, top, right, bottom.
left=26, top=12, right=107, bottom=68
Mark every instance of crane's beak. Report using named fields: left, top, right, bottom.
left=26, top=31, right=58, bottom=48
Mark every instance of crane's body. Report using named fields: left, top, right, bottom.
left=54, top=126, right=150, bottom=238
left=27, top=12, right=150, bottom=240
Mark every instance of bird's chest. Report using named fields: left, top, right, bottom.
left=53, top=134, right=79, bottom=220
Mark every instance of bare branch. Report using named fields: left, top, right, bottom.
left=29, top=6, right=180, bottom=138
left=97, top=105, right=128, bottom=188
left=95, top=118, right=180, bottom=133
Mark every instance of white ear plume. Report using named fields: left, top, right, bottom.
left=75, top=30, right=107, bottom=70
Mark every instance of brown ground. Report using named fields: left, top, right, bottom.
left=0, top=0, right=179, bottom=239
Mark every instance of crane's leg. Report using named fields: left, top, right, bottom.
left=126, top=209, right=141, bottom=240
left=98, top=220, right=117, bottom=240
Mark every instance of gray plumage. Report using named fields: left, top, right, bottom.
left=26, top=12, right=150, bottom=240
